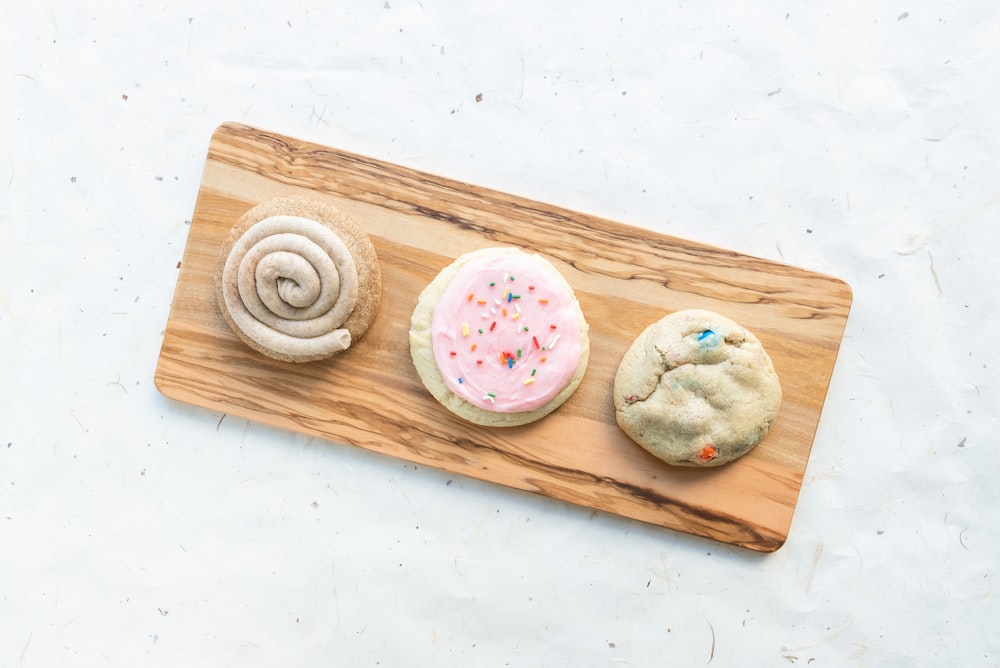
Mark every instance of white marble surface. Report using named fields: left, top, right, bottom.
left=2, top=2, right=997, bottom=665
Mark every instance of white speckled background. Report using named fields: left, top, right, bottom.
left=2, top=1, right=997, bottom=665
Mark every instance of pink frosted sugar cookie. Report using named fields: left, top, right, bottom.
left=409, top=247, right=590, bottom=426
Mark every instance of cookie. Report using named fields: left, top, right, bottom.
left=409, top=247, right=589, bottom=427
left=614, top=309, right=781, bottom=466
left=214, top=196, right=381, bottom=363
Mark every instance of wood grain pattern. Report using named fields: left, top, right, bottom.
left=155, top=122, right=853, bottom=552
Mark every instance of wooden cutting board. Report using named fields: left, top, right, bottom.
left=155, top=122, right=852, bottom=552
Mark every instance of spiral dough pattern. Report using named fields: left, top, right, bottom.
left=215, top=197, right=381, bottom=363
left=220, top=214, right=359, bottom=358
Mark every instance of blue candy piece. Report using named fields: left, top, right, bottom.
left=697, top=329, right=720, bottom=348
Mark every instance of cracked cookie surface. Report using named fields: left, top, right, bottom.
left=613, top=309, right=781, bottom=467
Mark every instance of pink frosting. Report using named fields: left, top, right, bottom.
left=431, top=252, right=582, bottom=413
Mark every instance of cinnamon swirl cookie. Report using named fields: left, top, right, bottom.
left=214, top=197, right=381, bottom=363
left=614, top=309, right=781, bottom=467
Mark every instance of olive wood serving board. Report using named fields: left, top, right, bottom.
left=155, top=122, right=852, bottom=552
